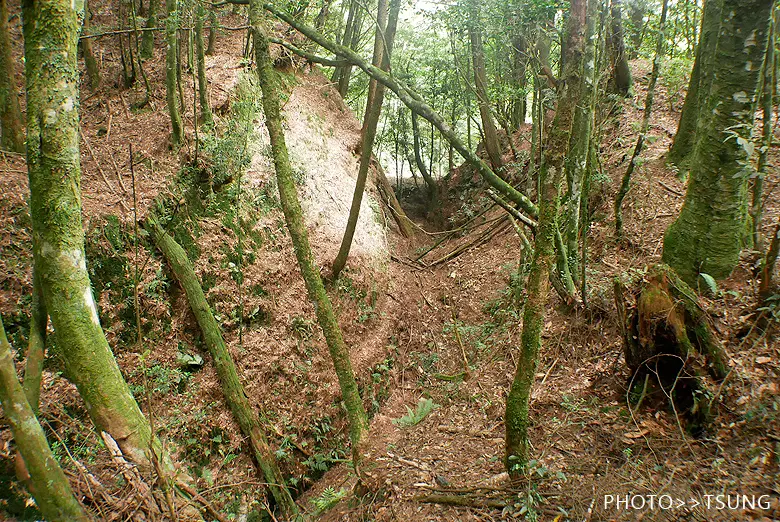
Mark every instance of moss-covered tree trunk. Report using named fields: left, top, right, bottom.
left=147, top=220, right=298, bottom=518
left=206, top=3, right=217, bottom=55
left=195, top=2, right=213, bottom=125
left=21, top=0, right=168, bottom=472
left=564, top=0, right=598, bottom=284
left=667, top=0, right=723, bottom=167
left=505, top=0, right=585, bottom=475
left=411, top=111, right=439, bottom=206
left=22, top=269, right=47, bottom=411
left=166, top=0, right=183, bottom=144
left=468, top=0, right=503, bottom=172
left=332, top=0, right=400, bottom=278
left=614, top=0, right=668, bottom=240
left=663, top=0, right=773, bottom=286
left=608, top=0, right=632, bottom=95
left=0, top=319, right=88, bottom=522
left=510, top=32, right=528, bottom=129
left=141, top=0, right=157, bottom=58
left=0, top=0, right=24, bottom=152
left=250, top=0, right=369, bottom=469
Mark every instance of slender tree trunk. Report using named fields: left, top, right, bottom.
left=337, top=0, right=363, bottom=98
left=332, top=0, right=400, bottom=278
left=663, top=0, right=773, bottom=286
left=0, top=319, right=88, bottom=522
left=0, top=0, right=24, bottom=152
left=505, top=0, right=585, bottom=474
left=196, top=2, right=213, bottom=125
left=608, top=0, right=632, bottom=95
left=751, top=11, right=775, bottom=248
left=166, top=0, right=183, bottom=144
left=668, top=0, right=723, bottom=166
left=510, top=32, right=528, bottom=129
left=250, top=0, right=369, bottom=469
left=22, top=269, right=47, bottom=411
left=331, top=0, right=356, bottom=86
left=141, top=0, right=157, bottom=58
left=315, top=0, right=332, bottom=31
left=148, top=219, right=298, bottom=518
left=614, top=0, right=669, bottom=239
left=760, top=220, right=780, bottom=300
left=361, top=0, right=387, bottom=140
left=21, top=0, right=158, bottom=470
left=81, top=0, right=101, bottom=89
left=468, top=0, right=503, bottom=171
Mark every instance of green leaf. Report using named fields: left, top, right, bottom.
left=698, top=273, right=718, bottom=296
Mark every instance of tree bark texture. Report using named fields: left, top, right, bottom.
left=0, top=0, right=24, bottom=152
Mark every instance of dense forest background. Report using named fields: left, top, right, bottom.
left=0, top=0, right=778, bottom=520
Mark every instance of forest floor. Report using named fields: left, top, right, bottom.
left=0, top=3, right=778, bottom=521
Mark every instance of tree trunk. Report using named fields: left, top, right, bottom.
left=608, top=0, right=632, bottom=95
left=0, top=0, right=25, bottom=152
left=81, top=0, right=101, bottom=90
left=206, top=4, right=218, bottom=55
left=662, top=0, right=773, bottom=286
left=147, top=219, right=298, bottom=518
left=20, top=0, right=163, bottom=471
left=411, top=112, right=439, bottom=205
left=564, top=0, right=598, bottom=284
left=361, top=0, right=388, bottom=141
left=332, top=0, right=400, bottom=278
left=337, top=0, right=363, bottom=98
left=667, top=0, right=723, bottom=167
left=141, top=0, right=157, bottom=58
left=166, top=0, right=183, bottom=144
left=0, top=319, right=88, bottom=522
left=505, top=0, right=586, bottom=474
left=468, top=1, right=503, bottom=172
left=250, top=0, right=369, bottom=470
left=510, top=32, right=528, bottom=129
left=371, top=155, right=414, bottom=237
left=22, top=269, right=47, bottom=411
left=614, top=0, right=669, bottom=240
left=314, top=0, right=332, bottom=31
left=195, top=2, right=213, bottom=125
left=751, top=11, right=775, bottom=248
left=759, top=220, right=780, bottom=300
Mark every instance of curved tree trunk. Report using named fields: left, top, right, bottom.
left=411, top=112, right=439, bottom=205
left=148, top=219, right=298, bottom=518
left=21, top=0, right=159, bottom=471
left=0, top=319, right=88, bottom=522
left=0, top=0, right=25, bottom=152
left=250, top=0, right=369, bottom=470
left=663, top=0, right=773, bottom=286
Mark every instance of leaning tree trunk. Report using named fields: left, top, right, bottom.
left=0, top=319, right=88, bottom=522
left=614, top=0, right=668, bottom=240
left=250, top=0, right=369, bottom=470
left=663, top=0, right=773, bottom=286
left=505, top=0, right=585, bottom=475
left=165, top=0, right=183, bottom=144
left=0, top=0, right=24, bottom=153
left=148, top=219, right=298, bottom=518
left=332, top=0, right=400, bottom=278
left=667, top=0, right=723, bottom=167
left=608, top=0, right=632, bottom=95
left=411, top=112, right=440, bottom=205
left=468, top=0, right=503, bottom=172
left=614, top=264, right=729, bottom=434
left=21, top=0, right=159, bottom=468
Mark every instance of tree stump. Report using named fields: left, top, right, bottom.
left=614, top=264, right=730, bottom=435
